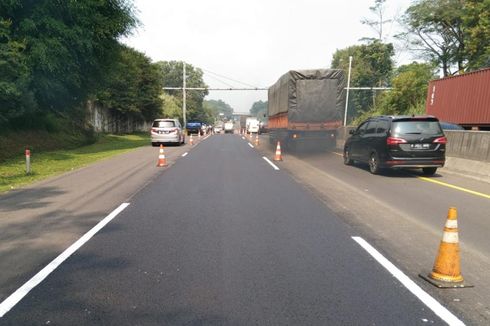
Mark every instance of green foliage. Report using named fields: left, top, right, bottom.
left=352, top=62, right=437, bottom=125
left=97, top=45, right=163, bottom=121
left=0, top=18, right=36, bottom=124
left=250, top=100, right=268, bottom=121
left=399, top=0, right=489, bottom=75
left=161, top=93, right=182, bottom=121
left=331, top=41, right=394, bottom=121
left=157, top=61, right=209, bottom=121
left=0, top=0, right=137, bottom=127
left=204, top=99, right=234, bottom=119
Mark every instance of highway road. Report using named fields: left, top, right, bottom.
left=0, top=133, right=485, bottom=324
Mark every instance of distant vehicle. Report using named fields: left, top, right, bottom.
left=259, top=121, right=268, bottom=133
left=268, top=69, right=344, bottom=151
left=151, top=119, right=185, bottom=146
left=224, top=121, right=235, bottom=134
left=343, top=115, right=446, bottom=176
left=439, top=122, right=464, bottom=130
left=214, top=124, right=223, bottom=133
left=186, top=120, right=204, bottom=136
left=246, top=118, right=260, bottom=134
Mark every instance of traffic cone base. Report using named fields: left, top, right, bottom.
left=419, top=207, right=472, bottom=288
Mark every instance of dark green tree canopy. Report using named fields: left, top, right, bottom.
left=157, top=61, right=209, bottom=121
left=250, top=100, right=268, bottom=120
left=0, top=0, right=137, bottom=123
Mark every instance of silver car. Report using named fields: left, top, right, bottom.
left=151, top=119, right=185, bottom=146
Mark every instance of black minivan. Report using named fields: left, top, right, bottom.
left=343, top=115, right=447, bottom=175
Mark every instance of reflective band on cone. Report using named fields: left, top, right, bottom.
left=255, top=134, right=259, bottom=146
left=190, top=134, right=194, bottom=146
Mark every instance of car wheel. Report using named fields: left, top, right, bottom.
left=369, top=152, right=380, bottom=174
left=343, top=147, right=353, bottom=165
left=422, top=167, right=437, bottom=176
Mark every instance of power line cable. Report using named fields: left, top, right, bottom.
left=202, top=68, right=260, bottom=88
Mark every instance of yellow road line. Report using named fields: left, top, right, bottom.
left=417, top=176, right=490, bottom=199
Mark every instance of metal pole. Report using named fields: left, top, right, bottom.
left=183, top=63, right=187, bottom=128
left=343, top=56, right=353, bottom=127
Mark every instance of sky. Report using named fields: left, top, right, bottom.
left=123, top=0, right=414, bottom=114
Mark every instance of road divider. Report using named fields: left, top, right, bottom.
left=0, top=203, right=130, bottom=318
left=263, top=157, right=280, bottom=171
left=420, top=207, right=472, bottom=288
left=352, top=236, right=465, bottom=326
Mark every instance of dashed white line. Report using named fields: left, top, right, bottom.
left=0, top=203, right=130, bottom=318
left=241, top=136, right=246, bottom=140
left=352, top=236, right=465, bottom=326
left=263, top=157, right=280, bottom=170
left=248, top=143, right=254, bottom=148
left=182, top=152, right=188, bottom=157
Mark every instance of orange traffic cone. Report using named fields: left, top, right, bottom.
left=157, top=144, right=167, bottom=167
left=189, top=134, right=194, bottom=146
left=420, top=207, right=471, bottom=288
left=255, top=133, right=260, bottom=146
left=273, top=141, right=282, bottom=161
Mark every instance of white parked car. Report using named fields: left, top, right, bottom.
left=150, top=119, right=185, bottom=146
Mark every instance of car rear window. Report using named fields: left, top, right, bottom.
left=153, top=120, right=175, bottom=128
left=392, top=121, right=442, bottom=135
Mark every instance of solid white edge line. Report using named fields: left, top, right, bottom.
left=0, top=203, right=130, bottom=318
left=263, top=157, right=280, bottom=171
left=248, top=143, right=254, bottom=148
left=352, top=236, right=465, bottom=326
left=182, top=152, right=188, bottom=157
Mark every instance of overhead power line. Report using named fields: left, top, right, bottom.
left=201, top=68, right=262, bottom=89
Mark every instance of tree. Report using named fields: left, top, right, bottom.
left=161, top=93, right=182, bottom=121
left=0, top=0, right=137, bottom=122
left=250, top=100, right=268, bottom=120
left=157, top=61, right=209, bottom=121
left=331, top=41, right=394, bottom=120
left=203, top=99, right=234, bottom=119
left=0, top=18, right=35, bottom=124
left=360, top=0, right=392, bottom=42
left=398, top=0, right=489, bottom=75
left=96, top=45, right=163, bottom=122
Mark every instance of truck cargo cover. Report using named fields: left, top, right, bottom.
left=268, top=69, right=346, bottom=122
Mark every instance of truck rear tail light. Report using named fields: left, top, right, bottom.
left=433, top=136, right=447, bottom=144
left=387, top=137, right=407, bottom=145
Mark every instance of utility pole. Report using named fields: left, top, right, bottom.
left=343, top=56, right=353, bottom=127
left=183, top=63, right=187, bottom=127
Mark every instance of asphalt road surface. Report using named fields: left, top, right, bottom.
left=0, top=134, right=462, bottom=325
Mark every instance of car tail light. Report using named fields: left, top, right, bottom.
left=170, top=128, right=179, bottom=134
left=387, top=137, right=407, bottom=145
left=433, top=136, right=447, bottom=144
left=151, top=128, right=158, bottom=134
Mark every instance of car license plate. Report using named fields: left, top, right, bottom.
left=411, top=143, right=430, bottom=149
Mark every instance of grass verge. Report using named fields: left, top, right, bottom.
left=0, top=133, right=149, bottom=194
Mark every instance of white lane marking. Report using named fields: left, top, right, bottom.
left=182, top=152, right=188, bottom=157
left=248, top=143, right=254, bottom=148
left=0, top=203, right=130, bottom=318
left=352, top=236, right=465, bottom=326
left=263, top=157, right=280, bottom=171
left=241, top=137, right=245, bottom=140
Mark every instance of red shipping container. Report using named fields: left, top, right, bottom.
left=426, top=68, right=490, bottom=128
